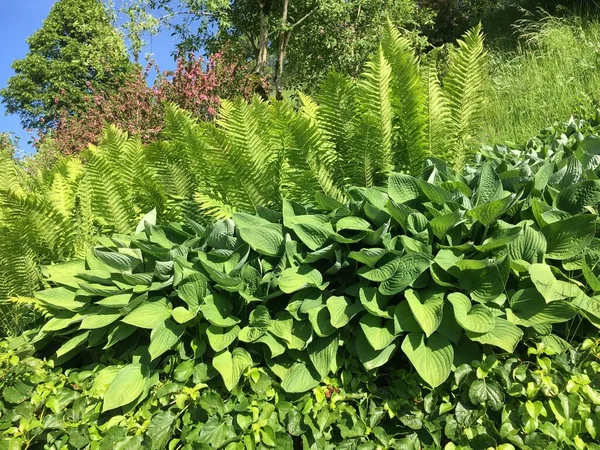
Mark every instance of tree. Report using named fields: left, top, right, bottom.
left=122, top=0, right=433, bottom=96
left=0, top=0, right=134, bottom=131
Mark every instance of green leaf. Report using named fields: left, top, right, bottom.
left=583, top=254, right=600, bottom=292
left=358, top=258, right=400, bottom=281
left=469, top=379, right=505, bottom=411
left=543, top=214, right=596, bottom=260
left=448, top=292, right=495, bottom=333
left=401, top=332, right=453, bottom=388
left=388, top=174, right=420, bottom=204
left=122, top=297, right=171, bottom=329
left=379, top=253, right=431, bottom=295
left=555, top=180, right=600, bottom=214
left=326, top=295, right=363, bottom=328
left=507, top=289, right=576, bottom=326
left=206, top=325, right=240, bottom=352
left=55, top=331, right=89, bottom=358
left=529, top=264, right=580, bottom=302
left=148, top=320, right=186, bottom=360
left=80, top=309, right=121, bottom=330
left=456, top=255, right=509, bottom=302
left=238, top=224, right=284, bottom=256
left=102, top=363, right=147, bottom=412
left=355, top=331, right=399, bottom=371
left=348, top=248, right=388, bottom=267
left=466, top=318, right=523, bottom=353
left=281, top=362, right=321, bottom=393
left=308, top=333, right=339, bottom=379
left=278, top=266, right=324, bottom=293
left=474, top=162, right=503, bottom=206
left=213, top=348, right=253, bottom=391
left=199, top=294, right=240, bottom=327
left=405, top=289, right=444, bottom=337
left=35, top=287, right=86, bottom=312
left=469, top=195, right=516, bottom=227
left=287, top=215, right=335, bottom=250
left=474, top=226, right=522, bottom=252
left=359, top=314, right=396, bottom=350
left=171, top=306, right=197, bottom=324
left=508, top=224, right=547, bottom=264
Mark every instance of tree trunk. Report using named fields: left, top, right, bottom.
left=274, top=0, right=290, bottom=99
left=256, top=0, right=269, bottom=77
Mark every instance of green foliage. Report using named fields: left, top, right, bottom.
left=481, top=12, right=600, bottom=146
left=27, top=118, right=600, bottom=409
left=0, top=0, right=134, bottom=130
left=1, top=335, right=600, bottom=448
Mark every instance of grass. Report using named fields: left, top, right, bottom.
left=479, top=8, right=600, bottom=146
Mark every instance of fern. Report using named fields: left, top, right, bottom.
left=444, top=23, right=487, bottom=170
left=381, top=21, right=428, bottom=176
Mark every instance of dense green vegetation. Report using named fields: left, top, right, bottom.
left=2, top=1, right=600, bottom=449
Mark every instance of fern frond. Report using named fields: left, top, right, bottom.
left=350, top=48, right=394, bottom=186
left=423, top=54, right=454, bottom=162
left=381, top=21, right=428, bottom=175
left=444, top=23, right=487, bottom=170
left=194, top=191, right=237, bottom=220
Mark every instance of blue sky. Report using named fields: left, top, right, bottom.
left=0, top=1, right=180, bottom=155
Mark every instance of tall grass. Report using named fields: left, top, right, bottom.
left=480, top=9, right=600, bottom=145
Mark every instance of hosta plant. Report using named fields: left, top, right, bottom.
left=27, top=130, right=600, bottom=413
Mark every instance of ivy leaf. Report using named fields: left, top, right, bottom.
left=469, top=379, right=505, bottom=411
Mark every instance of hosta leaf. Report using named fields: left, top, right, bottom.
left=307, top=306, right=337, bottom=337
left=336, top=216, right=372, bottom=232
left=149, top=320, right=186, bottom=361
left=401, top=332, right=453, bottom=388
left=508, top=224, right=547, bottom=264
left=278, top=266, right=324, bottom=293
left=448, top=293, right=495, bottom=333
left=177, top=275, right=208, bottom=311
left=507, top=288, right=576, bottom=326
left=358, top=258, right=400, bottom=281
left=56, top=331, right=90, bottom=358
left=456, top=255, right=510, bottom=303
left=80, top=309, right=121, bottom=330
left=102, top=363, right=147, bottom=412
left=417, top=179, right=455, bottom=204
left=529, top=264, right=580, bottom=302
left=469, top=195, right=516, bottom=227
left=474, top=162, right=503, bottom=206
left=280, top=362, right=320, bottom=393
left=199, top=294, right=240, bottom=327
left=308, top=333, right=339, bottom=379
left=326, top=295, right=363, bottom=328
left=430, top=210, right=463, bottom=240
left=348, top=248, right=388, bottom=267
left=543, top=214, right=596, bottom=260
left=238, top=224, right=284, bottom=257
left=171, top=306, right=197, bottom=324
left=582, top=254, right=600, bottom=292
left=287, top=215, right=335, bottom=250
left=97, top=293, right=132, bottom=308
left=35, top=287, right=86, bottom=312
left=379, top=253, right=432, bottom=295
left=214, top=349, right=255, bottom=396
left=206, top=325, right=240, bottom=352
left=466, top=318, right=523, bottom=353
left=405, top=289, right=444, bottom=337
left=355, top=330, right=399, bottom=371
left=359, top=286, right=391, bottom=318
left=388, top=174, right=420, bottom=204
left=359, top=314, right=396, bottom=350
left=41, top=260, right=85, bottom=289
left=474, top=226, right=522, bottom=252
left=555, top=180, right=600, bottom=214
left=122, top=297, right=171, bottom=329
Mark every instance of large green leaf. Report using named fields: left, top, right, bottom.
left=388, top=174, right=420, bottom=204
left=543, top=215, right=596, bottom=260
left=379, top=253, right=432, bottom=295
left=359, top=314, right=396, bottom=350
left=355, top=331, right=399, bottom=371
left=278, top=266, right=325, bottom=293
left=456, top=255, right=510, bottom=302
left=238, top=224, right=284, bottom=257
left=199, top=294, right=240, bottom=327
left=206, top=325, right=240, bottom=352
left=35, top=287, right=86, bottom=312
left=448, top=292, right=495, bottom=333
left=507, top=288, right=576, bottom=326
left=102, top=363, right=147, bottom=412
left=122, top=297, right=171, bottom=329
left=307, top=333, right=339, bottom=379
left=508, top=224, right=547, bottom=264
left=280, top=362, right=321, bottom=393
left=555, top=180, right=600, bottom=214
left=405, top=289, right=444, bottom=337
left=212, top=348, right=253, bottom=391
left=326, top=295, right=363, bottom=328
left=149, top=320, right=186, bottom=360
left=466, top=318, right=523, bottom=353
left=401, top=332, right=453, bottom=388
